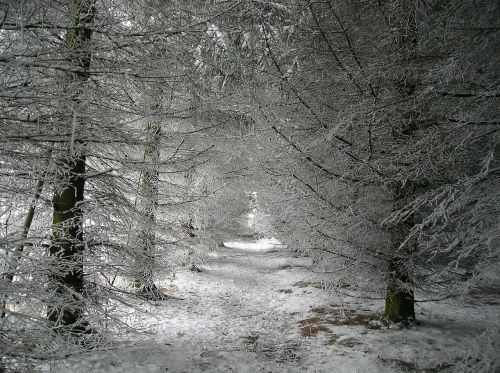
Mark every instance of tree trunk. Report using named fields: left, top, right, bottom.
left=134, top=123, right=162, bottom=299
left=384, top=181, right=416, bottom=323
left=1, top=149, right=51, bottom=318
left=385, top=258, right=415, bottom=323
left=47, top=0, right=95, bottom=334
left=384, top=0, right=418, bottom=324
left=47, top=155, right=88, bottom=332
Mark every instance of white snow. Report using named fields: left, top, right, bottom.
left=47, top=238, right=500, bottom=372
left=223, top=237, right=284, bottom=251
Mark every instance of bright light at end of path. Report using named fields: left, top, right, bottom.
left=223, top=238, right=284, bottom=251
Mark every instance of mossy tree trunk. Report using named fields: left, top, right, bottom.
left=384, top=0, right=418, bottom=324
left=385, top=260, right=415, bottom=323
left=47, top=0, right=95, bottom=334
left=384, top=181, right=416, bottom=323
left=384, top=190, right=416, bottom=323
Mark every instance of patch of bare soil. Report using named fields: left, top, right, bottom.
left=297, top=307, right=387, bottom=348
left=337, top=337, right=362, bottom=347
left=292, top=281, right=323, bottom=289
left=243, top=335, right=259, bottom=344
left=310, top=306, right=382, bottom=327
left=379, top=358, right=454, bottom=372
left=298, top=316, right=322, bottom=326
left=300, top=325, right=331, bottom=337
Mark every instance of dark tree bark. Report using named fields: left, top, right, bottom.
left=48, top=154, right=88, bottom=331
left=47, top=0, right=95, bottom=334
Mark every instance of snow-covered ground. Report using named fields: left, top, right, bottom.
left=49, top=239, right=499, bottom=372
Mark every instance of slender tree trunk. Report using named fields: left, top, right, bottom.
left=1, top=149, right=52, bottom=318
left=47, top=0, right=95, bottom=334
left=134, top=123, right=162, bottom=298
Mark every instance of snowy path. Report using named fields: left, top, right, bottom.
left=56, top=239, right=499, bottom=372
left=140, top=239, right=337, bottom=372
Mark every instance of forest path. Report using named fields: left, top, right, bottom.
left=55, top=239, right=498, bottom=372
left=147, top=238, right=343, bottom=372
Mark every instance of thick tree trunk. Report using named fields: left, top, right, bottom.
left=47, top=155, right=88, bottom=332
left=384, top=182, right=416, bottom=324
left=384, top=0, right=418, bottom=324
left=47, top=0, right=95, bottom=334
left=385, top=258, right=415, bottom=323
